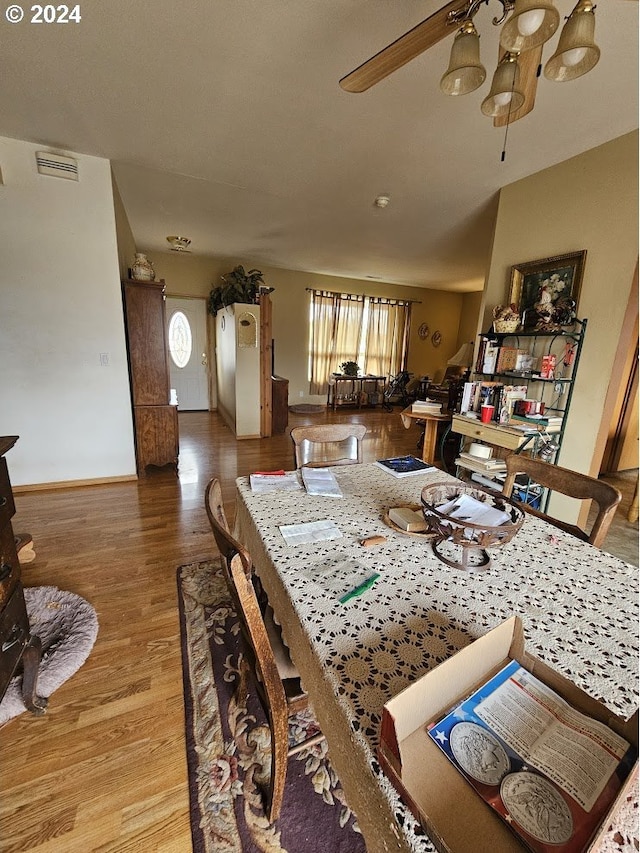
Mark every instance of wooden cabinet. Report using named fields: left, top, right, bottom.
left=271, top=376, right=289, bottom=435
left=122, top=279, right=179, bottom=476
left=0, top=436, right=46, bottom=714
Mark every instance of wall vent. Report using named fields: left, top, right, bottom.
left=36, top=151, right=79, bottom=181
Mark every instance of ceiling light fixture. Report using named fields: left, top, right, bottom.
left=374, top=194, right=391, bottom=208
left=166, top=236, right=192, bottom=252
left=438, top=0, right=599, bottom=120
left=440, top=21, right=486, bottom=96
left=544, top=0, right=600, bottom=82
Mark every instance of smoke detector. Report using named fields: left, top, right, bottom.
left=166, top=236, right=192, bottom=252
left=374, top=194, right=390, bottom=209
left=36, top=151, right=78, bottom=181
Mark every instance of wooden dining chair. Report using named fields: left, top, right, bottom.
left=290, top=423, right=367, bottom=468
left=204, top=478, right=324, bottom=822
left=502, top=454, right=622, bottom=548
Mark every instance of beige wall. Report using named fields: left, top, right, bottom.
left=111, top=174, right=137, bottom=281
left=147, top=251, right=480, bottom=403
left=481, top=131, right=638, bottom=518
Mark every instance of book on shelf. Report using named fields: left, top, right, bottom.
left=496, top=346, right=523, bottom=373
left=428, top=658, right=637, bottom=853
left=470, top=471, right=505, bottom=490
left=458, top=451, right=507, bottom=471
left=375, top=455, right=436, bottom=478
left=510, top=413, right=564, bottom=428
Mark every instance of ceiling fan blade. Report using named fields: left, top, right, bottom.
left=493, top=44, right=542, bottom=127
left=339, top=0, right=465, bottom=93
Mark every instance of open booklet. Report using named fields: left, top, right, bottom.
left=427, top=659, right=636, bottom=853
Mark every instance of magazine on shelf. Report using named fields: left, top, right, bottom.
left=427, top=659, right=637, bottom=853
left=375, top=455, right=436, bottom=478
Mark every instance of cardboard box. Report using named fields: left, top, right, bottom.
left=378, top=617, right=638, bottom=853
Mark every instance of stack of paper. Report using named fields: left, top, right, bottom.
left=301, top=467, right=343, bottom=497
left=436, top=493, right=510, bottom=528
left=249, top=471, right=302, bottom=493
left=279, top=519, right=343, bottom=546
left=412, top=399, right=442, bottom=414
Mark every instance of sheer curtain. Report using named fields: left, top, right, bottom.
left=309, top=291, right=364, bottom=395
left=363, top=298, right=412, bottom=378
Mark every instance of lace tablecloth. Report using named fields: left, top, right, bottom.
left=234, top=463, right=638, bottom=853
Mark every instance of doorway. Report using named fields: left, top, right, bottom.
left=166, top=297, right=210, bottom=411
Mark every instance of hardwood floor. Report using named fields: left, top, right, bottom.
left=1, top=408, right=636, bottom=853
left=0, top=408, right=419, bottom=853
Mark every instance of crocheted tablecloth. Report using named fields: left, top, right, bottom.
left=235, top=463, right=638, bottom=853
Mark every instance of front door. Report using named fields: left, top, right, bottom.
left=166, top=297, right=210, bottom=411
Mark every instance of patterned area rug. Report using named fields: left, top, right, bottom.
left=0, top=585, right=99, bottom=726
left=177, top=560, right=366, bottom=853
left=288, top=404, right=326, bottom=414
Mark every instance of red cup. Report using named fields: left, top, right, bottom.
left=481, top=404, right=494, bottom=423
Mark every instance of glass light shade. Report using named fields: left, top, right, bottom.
left=544, top=1, right=600, bottom=82
left=481, top=55, right=525, bottom=117
left=500, top=0, right=559, bottom=52
left=440, top=24, right=486, bottom=96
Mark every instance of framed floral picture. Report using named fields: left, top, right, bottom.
left=508, top=250, right=586, bottom=330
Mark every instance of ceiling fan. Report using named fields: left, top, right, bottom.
left=339, top=0, right=601, bottom=127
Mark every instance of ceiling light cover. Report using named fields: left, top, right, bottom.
left=440, top=22, right=486, bottom=97
left=374, top=195, right=390, bottom=208
left=481, top=54, right=525, bottom=117
left=166, top=236, right=192, bottom=252
left=500, top=0, right=560, bottom=52
left=544, top=0, right=600, bottom=82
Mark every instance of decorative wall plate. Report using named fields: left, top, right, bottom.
left=431, top=330, right=442, bottom=347
left=418, top=323, right=430, bottom=340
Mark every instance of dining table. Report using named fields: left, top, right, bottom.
left=234, top=462, right=639, bottom=853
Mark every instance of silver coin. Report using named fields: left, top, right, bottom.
left=449, top=721, right=510, bottom=786
left=501, top=771, right=573, bottom=844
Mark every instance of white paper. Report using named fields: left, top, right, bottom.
left=249, top=472, right=302, bottom=494
left=436, top=493, right=510, bottom=528
left=301, top=467, right=343, bottom=498
left=279, top=519, right=343, bottom=546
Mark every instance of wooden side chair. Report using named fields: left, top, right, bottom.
left=502, top=454, right=622, bottom=548
left=204, top=478, right=324, bottom=822
left=290, top=423, right=367, bottom=468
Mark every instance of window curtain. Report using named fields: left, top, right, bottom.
left=363, top=298, right=412, bottom=378
left=309, top=291, right=364, bottom=395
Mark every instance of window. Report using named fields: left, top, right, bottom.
left=168, top=310, right=192, bottom=368
left=308, top=290, right=411, bottom=395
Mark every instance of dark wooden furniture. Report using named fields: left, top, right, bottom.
left=204, top=478, right=324, bottom=822
left=290, top=423, right=367, bottom=468
left=327, top=374, right=386, bottom=410
left=502, top=454, right=622, bottom=548
left=271, top=375, right=289, bottom=435
left=0, top=436, right=46, bottom=714
left=122, top=279, right=179, bottom=476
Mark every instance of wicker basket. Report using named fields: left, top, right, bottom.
left=420, top=482, right=525, bottom=571
left=493, top=318, right=520, bottom=334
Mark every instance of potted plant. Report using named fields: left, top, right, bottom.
left=208, top=265, right=267, bottom=316
left=339, top=361, right=360, bottom=376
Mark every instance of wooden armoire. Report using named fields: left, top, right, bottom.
left=122, top=278, right=179, bottom=476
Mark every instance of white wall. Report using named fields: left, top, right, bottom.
left=215, top=303, right=261, bottom=438
left=0, top=137, right=136, bottom=485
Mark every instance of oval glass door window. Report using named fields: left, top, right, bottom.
left=169, top=310, right=193, bottom=368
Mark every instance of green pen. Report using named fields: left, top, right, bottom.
left=339, top=572, right=380, bottom=604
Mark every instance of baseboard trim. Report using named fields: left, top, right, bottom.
left=13, top=474, right=138, bottom=493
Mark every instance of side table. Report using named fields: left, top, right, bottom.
left=400, top=407, right=452, bottom=465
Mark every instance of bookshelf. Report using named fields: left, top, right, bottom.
left=452, top=319, right=587, bottom=506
